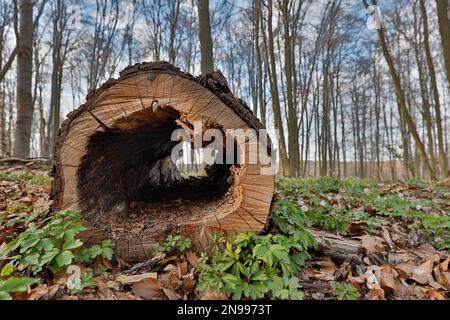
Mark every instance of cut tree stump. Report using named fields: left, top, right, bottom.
left=50, top=62, right=275, bottom=262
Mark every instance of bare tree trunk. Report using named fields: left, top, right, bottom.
left=262, top=0, right=289, bottom=176
left=281, top=0, right=299, bottom=177
left=168, top=0, right=181, bottom=65
left=372, top=50, right=382, bottom=180
left=254, top=0, right=266, bottom=127
left=198, top=0, right=213, bottom=74
left=46, top=0, right=72, bottom=156
left=0, top=91, right=5, bottom=157
left=408, top=7, right=437, bottom=176
left=436, top=0, right=450, bottom=86
left=13, top=0, right=33, bottom=158
left=420, top=0, right=448, bottom=178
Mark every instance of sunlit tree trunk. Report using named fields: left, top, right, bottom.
left=198, top=0, right=213, bottom=74
left=420, top=0, right=448, bottom=177
left=13, top=0, right=34, bottom=158
left=263, top=0, right=289, bottom=176
left=436, top=0, right=450, bottom=86
left=281, top=0, right=299, bottom=177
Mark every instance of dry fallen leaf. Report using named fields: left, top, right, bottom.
left=31, top=284, right=49, bottom=300
left=365, top=287, right=385, bottom=300
left=410, top=258, right=434, bottom=285
left=186, top=251, right=200, bottom=269
left=163, top=264, right=177, bottom=272
left=425, top=290, right=447, bottom=300
left=163, top=288, right=182, bottom=300
left=182, top=274, right=195, bottom=294
left=132, top=278, right=166, bottom=300
left=433, top=265, right=450, bottom=289
left=112, top=290, right=142, bottom=300
left=199, top=290, right=228, bottom=300
left=177, top=261, right=188, bottom=279
left=305, top=259, right=336, bottom=281
left=410, top=244, right=436, bottom=259
left=305, top=269, right=335, bottom=282
left=360, top=235, right=387, bottom=255
left=395, top=262, right=417, bottom=278
left=382, top=227, right=395, bottom=250
left=164, top=268, right=182, bottom=290
left=379, top=265, right=397, bottom=292
left=315, top=259, right=336, bottom=275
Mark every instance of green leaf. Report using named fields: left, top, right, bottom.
left=80, top=273, right=96, bottom=287
left=0, top=277, right=36, bottom=293
left=19, top=236, right=40, bottom=253
left=331, top=282, right=360, bottom=300
left=40, top=249, right=60, bottom=265
left=101, top=240, right=112, bottom=248
left=56, top=251, right=74, bottom=267
left=267, top=275, right=284, bottom=291
left=247, top=282, right=268, bottom=299
left=63, top=238, right=83, bottom=251
left=0, top=292, right=12, bottom=300
left=88, top=245, right=102, bottom=257
left=101, top=247, right=113, bottom=260
left=270, top=244, right=289, bottom=261
left=1, top=262, right=14, bottom=277
left=39, top=238, right=55, bottom=251
left=22, top=253, right=40, bottom=266
left=251, top=269, right=268, bottom=282
left=51, top=226, right=65, bottom=239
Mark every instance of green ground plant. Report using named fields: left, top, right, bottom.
left=331, top=282, right=361, bottom=300
left=151, top=234, right=192, bottom=255
left=197, top=232, right=309, bottom=300
left=0, top=276, right=38, bottom=300
left=276, top=177, right=449, bottom=249
left=0, top=171, right=52, bottom=186
left=1, top=210, right=113, bottom=274
left=197, top=200, right=318, bottom=300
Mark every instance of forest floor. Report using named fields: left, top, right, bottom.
left=0, top=162, right=449, bottom=300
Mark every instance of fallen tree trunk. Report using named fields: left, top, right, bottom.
left=309, top=229, right=361, bottom=261
left=50, top=62, right=275, bottom=262
left=0, top=157, right=51, bottom=165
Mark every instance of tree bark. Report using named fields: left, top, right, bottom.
left=265, top=0, right=289, bottom=176
left=281, top=0, right=300, bottom=177
left=436, top=0, right=450, bottom=86
left=198, top=0, right=214, bottom=74
left=13, top=0, right=33, bottom=158
left=420, top=0, right=448, bottom=178
left=254, top=0, right=266, bottom=127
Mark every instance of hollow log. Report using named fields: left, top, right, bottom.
left=50, top=62, right=275, bottom=262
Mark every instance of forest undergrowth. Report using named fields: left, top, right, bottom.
left=0, top=164, right=449, bottom=300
